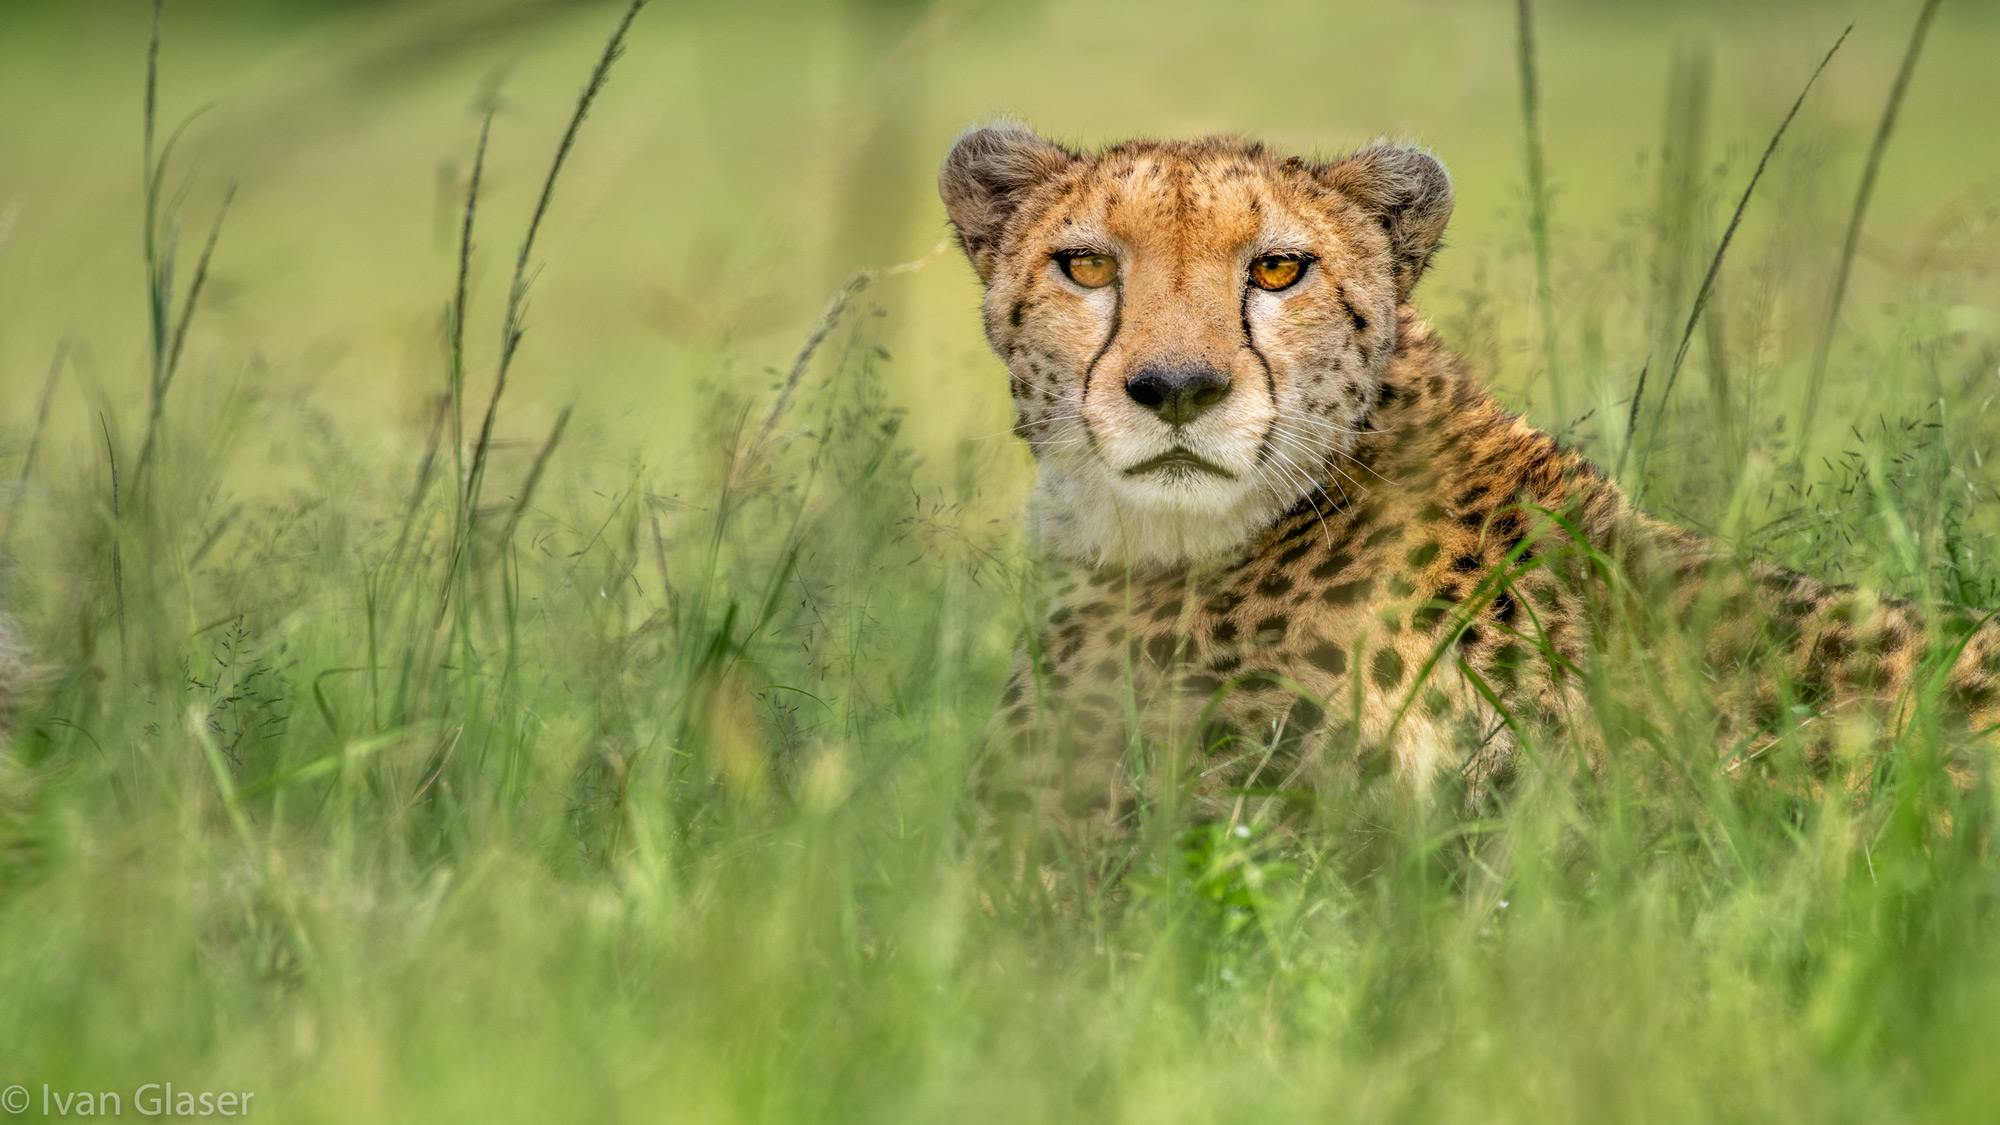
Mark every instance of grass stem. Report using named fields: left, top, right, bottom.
left=1513, top=0, right=1566, bottom=429
left=1622, top=23, right=1851, bottom=479
left=1798, top=0, right=1944, bottom=462
left=2, top=338, right=69, bottom=553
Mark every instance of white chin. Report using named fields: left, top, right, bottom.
left=1029, top=462, right=1287, bottom=570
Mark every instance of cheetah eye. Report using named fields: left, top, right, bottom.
left=1056, top=251, right=1117, bottom=289
left=1249, top=255, right=1307, bottom=292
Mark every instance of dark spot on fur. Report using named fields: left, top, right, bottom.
left=1451, top=554, right=1482, bottom=574
left=1199, top=720, right=1244, bottom=751
left=1388, top=576, right=1416, bottom=598
left=1307, top=641, right=1347, bottom=675
left=1253, top=616, right=1289, bottom=644
left=1949, top=676, right=1998, bottom=712
left=1322, top=579, right=1373, bottom=606
left=1412, top=602, right=1446, bottom=632
left=1209, top=653, right=1242, bottom=674
left=1259, top=573, right=1294, bottom=598
left=1286, top=698, right=1326, bottom=734
left=1145, top=634, right=1180, bottom=666
left=1000, top=680, right=1023, bottom=706
left=1212, top=620, right=1239, bottom=645
left=1371, top=648, right=1406, bottom=689
left=1797, top=665, right=1833, bottom=708
left=1842, top=659, right=1881, bottom=691
left=1406, top=542, right=1440, bottom=568
left=1492, top=590, right=1519, bottom=624
left=1183, top=673, right=1222, bottom=698
left=1152, top=597, right=1184, bottom=622
left=1363, top=523, right=1405, bottom=550
left=1815, top=631, right=1855, bottom=665
left=1418, top=503, right=1447, bottom=523
left=1206, top=591, right=1246, bottom=616
left=1311, top=551, right=1354, bottom=581
left=1277, top=541, right=1314, bottom=567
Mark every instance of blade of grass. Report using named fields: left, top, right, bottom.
left=386, top=394, right=451, bottom=578
left=100, top=412, right=125, bottom=659
left=724, top=271, right=869, bottom=497
left=1514, top=0, right=1566, bottom=430
left=1622, top=23, right=1852, bottom=479
left=2, top=337, right=69, bottom=552
left=449, top=108, right=494, bottom=509
left=135, top=184, right=234, bottom=489
left=430, top=112, right=492, bottom=622
left=143, top=0, right=162, bottom=375
left=497, top=404, right=572, bottom=546
left=463, top=0, right=648, bottom=528
left=445, top=0, right=646, bottom=627
left=1798, top=0, right=1944, bottom=464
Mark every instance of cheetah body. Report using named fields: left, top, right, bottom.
left=938, top=126, right=2000, bottom=843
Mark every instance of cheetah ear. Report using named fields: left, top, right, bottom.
left=1318, top=145, right=1454, bottom=300
left=939, top=124, right=1080, bottom=284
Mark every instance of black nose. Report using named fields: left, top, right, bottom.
left=1124, top=362, right=1232, bottom=426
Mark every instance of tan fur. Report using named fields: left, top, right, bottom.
left=940, top=126, right=2000, bottom=851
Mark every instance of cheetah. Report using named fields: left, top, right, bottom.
left=938, top=124, right=2000, bottom=852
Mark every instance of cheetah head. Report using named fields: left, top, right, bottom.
left=939, top=125, right=1452, bottom=570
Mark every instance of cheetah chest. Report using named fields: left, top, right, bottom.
left=1007, top=488, right=1566, bottom=806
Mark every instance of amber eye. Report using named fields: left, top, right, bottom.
left=1249, top=255, right=1306, bottom=292
left=1058, top=252, right=1117, bottom=289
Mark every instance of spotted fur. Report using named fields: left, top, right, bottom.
left=940, top=126, right=2000, bottom=850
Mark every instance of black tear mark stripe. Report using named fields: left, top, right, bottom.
left=1080, top=276, right=1124, bottom=399
left=1338, top=287, right=1368, bottom=335
left=1239, top=286, right=1277, bottom=406
left=1338, top=286, right=1371, bottom=363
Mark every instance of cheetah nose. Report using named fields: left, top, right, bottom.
left=1124, top=362, right=1231, bottom=427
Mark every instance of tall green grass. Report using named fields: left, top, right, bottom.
left=2, top=1, right=2000, bottom=1121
